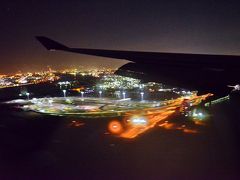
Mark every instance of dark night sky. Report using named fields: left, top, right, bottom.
left=1, top=0, right=240, bottom=74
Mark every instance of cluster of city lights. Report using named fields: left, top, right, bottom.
left=97, top=75, right=141, bottom=90
left=61, top=68, right=116, bottom=77
left=0, top=71, right=59, bottom=89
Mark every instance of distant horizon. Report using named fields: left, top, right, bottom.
left=0, top=64, right=120, bottom=75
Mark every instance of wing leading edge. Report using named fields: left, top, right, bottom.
left=36, top=36, right=240, bottom=69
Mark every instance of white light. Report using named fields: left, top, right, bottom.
left=62, top=90, right=67, bottom=98
left=81, top=91, right=84, bottom=98
left=131, top=117, right=147, bottom=125
left=99, top=91, right=102, bottom=98
left=140, top=92, right=144, bottom=101
left=122, top=92, right=126, bottom=99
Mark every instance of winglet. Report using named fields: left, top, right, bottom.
left=35, top=36, right=69, bottom=51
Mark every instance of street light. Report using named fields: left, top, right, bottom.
left=63, top=89, right=66, bottom=98
left=81, top=91, right=84, bottom=98
left=122, top=92, right=126, bottom=99
left=99, top=90, right=102, bottom=98
left=140, top=92, right=144, bottom=101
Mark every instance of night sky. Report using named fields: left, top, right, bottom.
left=1, top=0, right=240, bottom=74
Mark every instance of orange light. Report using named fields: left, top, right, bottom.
left=183, top=129, right=198, bottom=134
left=108, top=120, right=123, bottom=134
left=194, top=120, right=206, bottom=126
left=72, top=86, right=85, bottom=93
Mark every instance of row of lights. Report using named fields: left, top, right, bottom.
left=62, top=89, right=145, bottom=100
left=21, top=90, right=145, bottom=101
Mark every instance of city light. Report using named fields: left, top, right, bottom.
left=6, top=93, right=213, bottom=139
left=1, top=67, right=215, bottom=140
left=0, top=71, right=59, bottom=89
left=97, top=75, right=141, bottom=90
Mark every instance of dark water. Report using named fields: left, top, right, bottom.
left=0, top=100, right=240, bottom=180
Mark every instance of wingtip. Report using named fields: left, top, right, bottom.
left=35, top=36, right=68, bottom=51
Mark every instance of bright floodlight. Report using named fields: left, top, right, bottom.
left=81, top=91, right=84, bottom=98
left=122, top=92, right=126, bottom=99
left=99, top=90, right=102, bottom=98
left=62, top=89, right=67, bottom=98
left=130, top=116, right=148, bottom=125
left=140, top=92, right=144, bottom=101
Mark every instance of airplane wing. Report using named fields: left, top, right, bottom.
left=36, top=36, right=240, bottom=68
left=36, top=36, right=240, bottom=95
